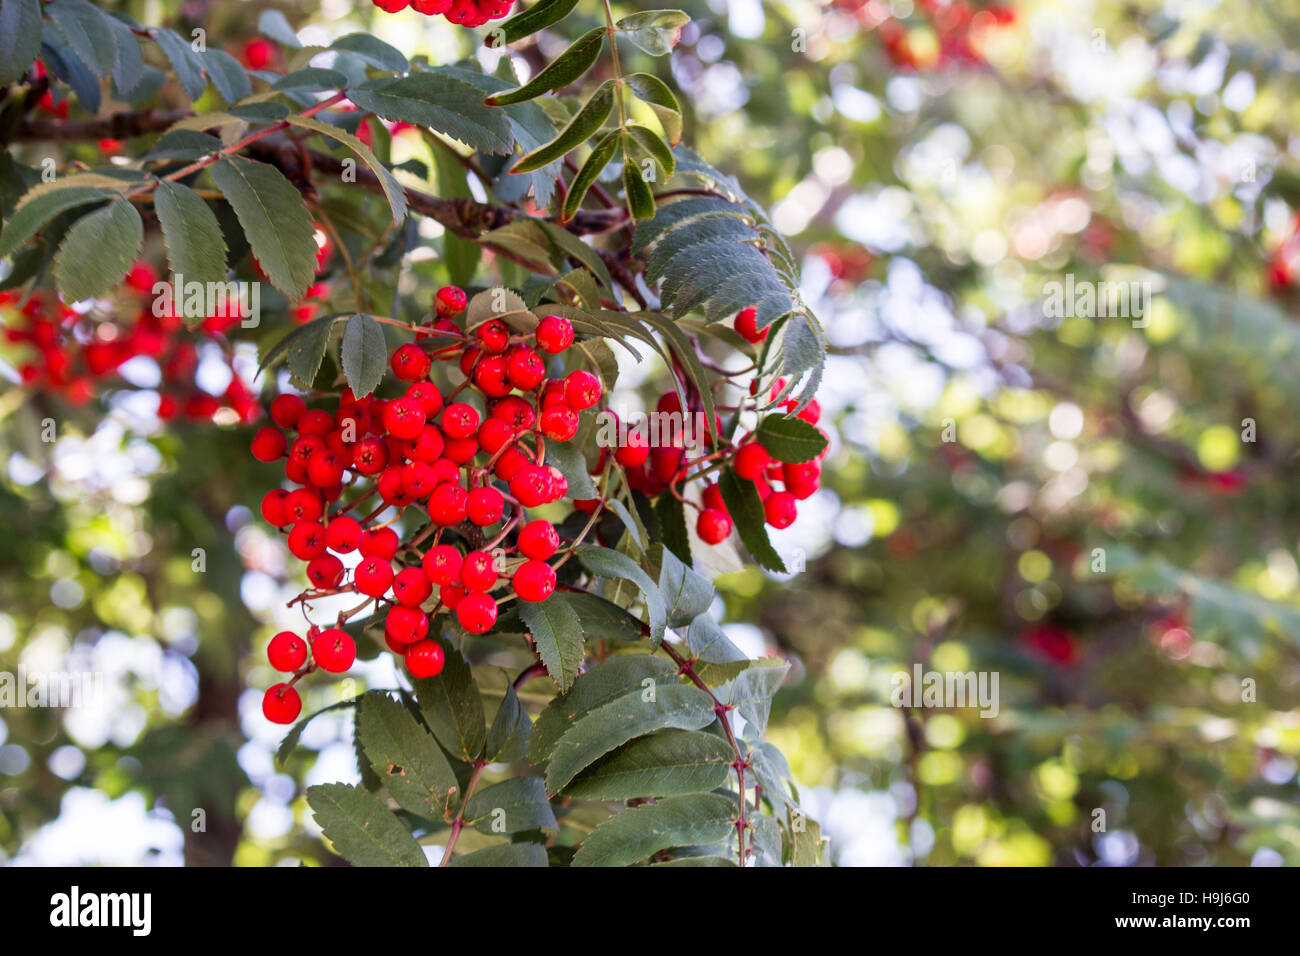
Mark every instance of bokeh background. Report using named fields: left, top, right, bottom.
left=3, top=0, right=1300, bottom=866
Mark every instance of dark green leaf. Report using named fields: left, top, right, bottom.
left=624, top=124, right=675, bottom=181
left=574, top=544, right=666, bottom=642
left=340, top=313, right=388, bottom=398
left=145, top=129, right=224, bottom=161
left=465, top=776, right=557, bottom=833
left=432, top=144, right=480, bottom=284
left=273, top=67, right=347, bottom=92
left=275, top=696, right=361, bottom=767
left=718, top=467, right=786, bottom=572
left=445, top=842, right=548, bottom=866
left=484, top=0, right=581, bottom=48
left=46, top=0, right=116, bottom=76
left=622, top=156, right=655, bottom=220
left=623, top=72, right=682, bottom=144
left=518, top=594, right=585, bottom=694
left=199, top=49, right=252, bottom=104
left=306, top=782, right=428, bottom=866
left=53, top=199, right=142, bottom=302
left=0, top=0, right=42, bottom=86
left=485, top=682, right=531, bottom=763
left=257, top=313, right=344, bottom=380
left=656, top=494, right=692, bottom=566
left=565, top=729, right=732, bottom=799
left=615, top=9, right=690, bottom=57
left=572, top=792, right=734, bottom=866
left=350, top=71, right=515, bottom=155
left=756, top=414, right=827, bottom=463
left=153, top=181, right=228, bottom=289
left=152, top=28, right=206, bottom=101
left=332, top=33, right=408, bottom=73
left=412, top=637, right=487, bottom=762
left=0, top=184, right=114, bottom=258
left=514, top=80, right=614, bottom=173
left=543, top=433, right=597, bottom=500
left=257, top=9, right=301, bottom=47
left=356, top=693, right=460, bottom=818
left=485, top=27, right=605, bottom=106
left=653, top=543, right=713, bottom=627
left=562, top=130, right=620, bottom=222
left=289, top=115, right=407, bottom=224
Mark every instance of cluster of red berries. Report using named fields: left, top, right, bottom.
left=837, top=0, right=1015, bottom=71
left=1, top=264, right=259, bottom=421
left=370, top=0, right=513, bottom=28
left=256, top=291, right=826, bottom=724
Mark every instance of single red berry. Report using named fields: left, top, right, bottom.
left=460, top=550, right=498, bottom=592
left=734, top=442, right=770, bottom=480
left=535, top=315, right=574, bottom=353
left=473, top=355, right=512, bottom=397
left=393, top=566, right=434, bottom=606
left=373, top=0, right=411, bottom=12
left=285, top=489, right=323, bottom=523
left=478, top=417, right=516, bottom=455
left=405, top=639, right=446, bottom=678
left=392, top=343, right=432, bottom=381
left=441, top=402, right=480, bottom=439
left=402, top=460, right=439, bottom=498
left=797, top=398, right=822, bottom=425
left=734, top=306, right=767, bottom=344
left=492, top=395, right=536, bottom=430
left=298, top=409, right=335, bottom=436
left=702, top=483, right=727, bottom=513
left=517, top=519, right=559, bottom=560
left=251, top=426, right=286, bottom=462
left=435, top=285, right=467, bottom=317
left=456, top=592, right=498, bottom=633
left=512, top=559, right=556, bottom=602
left=615, top=432, right=650, bottom=468
left=443, top=435, right=480, bottom=464
left=326, top=515, right=363, bottom=553
left=494, top=446, right=528, bottom=481
left=650, top=446, right=684, bottom=484
left=431, top=457, right=461, bottom=484
left=564, top=369, right=602, bottom=410
left=510, top=464, right=552, bottom=508
left=312, top=627, right=356, bottom=673
left=763, top=491, right=798, bottom=529
left=355, top=556, right=394, bottom=597
left=459, top=346, right=481, bottom=379
left=505, top=345, right=545, bottom=391
left=423, top=544, right=463, bottom=585
left=288, top=521, right=327, bottom=560
left=475, top=319, right=511, bottom=354
left=261, top=489, right=290, bottom=527
left=386, top=605, right=430, bottom=645
left=428, top=482, right=469, bottom=525
left=383, top=397, right=426, bottom=440
left=270, top=394, right=307, bottom=428
left=267, top=631, right=307, bottom=672
left=440, top=584, right=467, bottom=610
left=263, top=683, right=302, bottom=724
left=352, top=436, right=389, bottom=475
left=307, top=553, right=345, bottom=588
left=696, top=508, right=733, bottom=544
left=360, top=526, right=400, bottom=559
left=406, top=381, right=445, bottom=419
left=467, top=486, right=505, bottom=526
left=307, top=450, right=345, bottom=487
left=539, top=381, right=566, bottom=408
left=540, top=403, right=579, bottom=441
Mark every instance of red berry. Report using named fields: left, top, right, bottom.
left=494, top=446, right=528, bottom=481
left=383, top=398, right=426, bottom=440
left=374, top=0, right=410, bottom=12
left=428, top=482, right=469, bottom=525
left=435, top=285, right=467, bottom=317
left=386, top=605, right=430, bottom=645
left=734, top=442, right=770, bottom=480
left=467, top=486, right=505, bottom=525
left=307, top=553, right=345, bottom=588
left=406, top=381, right=445, bottom=419
left=615, top=432, right=650, bottom=468
left=401, top=460, right=439, bottom=498
left=478, top=417, right=516, bottom=455
left=702, top=483, right=727, bottom=512
left=423, top=544, right=463, bottom=585
left=298, top=409, right=335, bottom=436
left=360, top=526, right=400, bottom=559
left=392, top=566, right=433, bottom=606
left=796, top=399, right=822, bottom=425
left=326, top=515, right=363, bottom=553
left=734, top=306, right=767, bottom=344
left=475, top=319, right=510, bottom=354
left=460, top=550, right=498, bottom=592
left=540, top=403, right=579, bottom=441
left=267, top=631, right=307, bottom=672
left=512, top=559, right=556, bottom=602
left=763, top=491, right=798, bottom=529
left=492, top=395, right=535, bottom=430
left=263, top=683, right=302, bottom=724
left=456, top=593, right=498, bottom=633
left=251, top=426, right=286, bottom=462
left=441, top=402, right=480, bottom=439
left=696, top=508, right=733, bottom=544
left=288, top=521, right=327, bottom=560
left=443, top=435, right=480, bottom=464
left=312, top=627, right=356, bottom=673
left=285, top=489, right=323, bottom=523
left=440, top=584, right=467, bottom=610
left=564, top=369, right=602, bottom=410
left=307, top=450, right=345, bottom=487
left=474, top=355, right=512, bottom=397
left=535, top=315, right=574, bottom=353
left=355, top=556, right=394, bottom=597
left=405, top=639, right=446, bottom=677
left=261, top=489, right=290, bottom=527
left=517, top=519, right=559, bottom=560
left=392, top=343, right=432, bottom=381
left=352, top=436, right=389, bottom=475
left=271, top=394, right=307, bottom=428
left=505, top=345, right=545, bottom=390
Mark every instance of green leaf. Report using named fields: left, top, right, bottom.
left=718, top=659, right=789, bottom=736
left=153, top=181, right=228, bottom=289
left=105, top=14, right=144, bottom=95
left=356, top=693, right=460, bottom=819
left=274, top=696, right=361, bottom=767
left=565, top=729, right=732, bottom=800
left=615, top=9, right=690, bottom=56
left=484, top=0, right=581, bottom=48
left=257, top=313, right=344, bottom=380
left=515, top=80, right=615, bottom=174
left=257, top=9, right=301, bottom=47
left=545, top=682, right=717, bottom=792
left=340, top=313, right=388, bottom=398
left=412, top=637, right=487, bottom=762
left=145, top=129, right=224, bottom=162
left=652, top=854, right=736, bottom=866
left=788, top=810, right=826, bottom=866
left=273, top=67, right=348, bottom=93
left=772, top=312, right=826, bottom=411
left=349, top=71, right=516, bottom=155
left=756, top=414, right=827, bottom=463
left=528, top=653, right=674, bottom=763
left=631, top=196, right=739, bottom=253
left=624, top=124, right=675, bottom=181
left=485, top=682, right=531, bottom=763
left=445, top=842, right=548, bottom=866
left=622, top=157, right=656, bottom=220
left=208, top=156, right=317, bottom=299
left=152, top=28, right=206, bottom=101
left=0, top=184, right=115, bottom=258
left=686, top=612, right=748, bottom=665
left=199, top=49, right=252, bottom=104
left=574, top=545, right=666, bottom=642
left=535, top=219, right=615, bottom=292
left=289, top=115, right=407, bottom=225
left=623, top=72, right=682, bottom=144
left=562, top=130, right=620, bottom=222
left=306, top=783, right=428, bottom=867
left=656, top=494, right=692, bottom=566
left=543, top=433, right=597, bottom=500
left=485, top=27, right=605, bottom=106
left=653, top=544, right=713, bottom=627
left=52, top=199, right=142, bottom=302
left=432, top=145, right=480, bottom=285
left=46, top=0, right=116, bottom=76
left=572, top=792, right=734, bottom=866
left=465, top=776, right=557, bottom=833
left=518, top=594, right=585, bottom=694
left=0, top=0, right=42, bottom=86
left=331, top=33, right=408, bottom=73
left=718, top=467, right=786, bottom=572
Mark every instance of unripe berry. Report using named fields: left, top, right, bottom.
left=564, top=369, right=602, bottom=410
left=733, top=306, right=767, bottom=344
left=288, top=521, right=327, bottom=560
left=512, top=559, right=556, bottom=602
left=393, top=566, right=433, bottom=606
left=312, top=627, right=356, bottom=673
left=535, top=314, right=574, bottom=353
left=517, top=519, right=559, bottom=559
left=435, top=285, right=467, bottom=317
left=386, top=605, right=430, bottom=645
left=460, top=550, right=498, bottom=592
left=391, top=343, right=432, bottom=381
left=763, top=491, right=798, bottom=529
left=441, top=402, right=480, bottom=439
left=423, top=544, right=463, bottom=585
left=734, top=442, right=770, bottom=480
left=696, top=508, right=733, bottom=544
left=355, top=556, right=394, bottom=597
left=263, top=683, right=302, bottom=723
left=267, top=631, right=307, bottom=672
left=251, top=426, right=286, bottom=462
left=383, top=397, right=426, bottom=440
left=405, top=639, right=446, bottom=678
left=270, top=394, right=307, bottom=429
left=457, top=592, right=498, bottom=633
left=307, top=553, right=345, bottom=588
left=467, top=486, right=505, bottom=526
